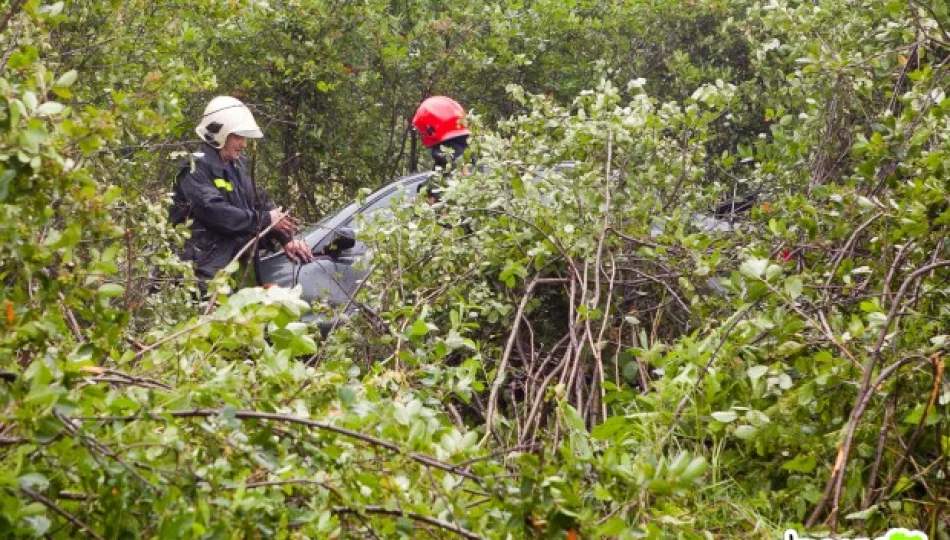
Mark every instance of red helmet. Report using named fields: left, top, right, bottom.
left=412, top=96, right=470, bottom=148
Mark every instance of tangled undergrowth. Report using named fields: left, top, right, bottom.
left=1, top=0, right=949, bottom=538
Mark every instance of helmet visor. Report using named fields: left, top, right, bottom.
left=232, top=128, right=263, bottom=139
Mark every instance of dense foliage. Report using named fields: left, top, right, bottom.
left=1, top=0, right=948, bottom=538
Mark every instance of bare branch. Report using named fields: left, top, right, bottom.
left=809, top=260, right=950, bottom=527
left=203, top=215, right=283, bottom=315
left=485, top=277, right=540, bottom=440
left=869, top=353, right=944, bottom=507
left=0, top=0, right=25, bottom=37
left=20, top=487, right=105, bottom=540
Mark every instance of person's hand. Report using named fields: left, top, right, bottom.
left=269, top=207, right=299, bottom=237
left=283, top=239, right=313, bottom=264
left=274, top=216, right=299, bottom=237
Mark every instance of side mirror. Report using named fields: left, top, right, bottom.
left=311, top=227, right=356, bottom=258
left=325, top=228, right=356, bottom=257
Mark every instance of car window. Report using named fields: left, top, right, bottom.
left=346, top=186, right=401, bottom=227
left=343, top=176, right=430, bottom=229
left=298, top=203, right=357, bottom=237
left=293, top=173, right=432, bottom=243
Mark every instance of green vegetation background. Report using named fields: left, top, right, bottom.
left=0, top=0, right=948, bottom=538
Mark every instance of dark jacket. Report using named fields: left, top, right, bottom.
left=170, top=143, right=290, bottom=279
left=425, top=136, right=472, bottom=203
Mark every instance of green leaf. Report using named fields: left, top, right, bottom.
left=8, top=98, right=23, bottom=126
left=54, top=70, right=78, bottom=88
left=740, top=258, right=768, bottom=279
left=407, top=318, right=430, bottom=338
left=592, top=415, right=630, bottom=441
left=338, top=385, right=358, bottom=408
left=843, top=504, right=878, bottom=520
left=885, top=530, right=927, bottom=540
left=597, top=517, right=628, bottom=535
left=711, top=410, right=738, bottom=423
left=18, top=473, right=49, bottom=491
left=621, top=360, right=640, bottom=383
left=782, top=454, right=817, bottom=473
left=902, top=404, right=940, bottom=426
left=39, top=1, right=64, bottom=17
left=559, top=401, right=586, bottom=432
left=747, top=365, right=768, bottom=381
left=23, top=91, right=38, bottom=112
left=98, top=283, right=125, bottom=297
left=784, top=276, right=803, bottom=300
left=35, top=102, right=65, bottom=117
left=19, top=126, right=48, bottom=153
left=0, top=169, right=14, bottom=202
left=291, top=333, right=318, bottom=355
left=734, top=425, right=758, bottom=440
left=776, top=341, right=804, bottom=357
left=393, top=402, right=413, bottom=425
left=889, top=476, right=914, bottom=496
left=669, top=451, right=690, bottom=475
left=680, top=456, right=708, bottom=481
left=24, top=516, right=51, bottom=536
left=645, top=478, right=673, bottom=495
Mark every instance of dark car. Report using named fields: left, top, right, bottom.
left=257, top=171, right=435, bottom=309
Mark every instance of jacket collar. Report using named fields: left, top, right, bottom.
left=198, top=142, right=228, bottom=177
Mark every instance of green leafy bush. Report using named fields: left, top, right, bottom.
left=1, top=0, right=948, bottom=538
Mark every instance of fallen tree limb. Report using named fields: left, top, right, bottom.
left=74, top=409, right=480, bottom=481
left=20, top=487, right=105, bottom=540
left=332, top=505, right=484, bottom=540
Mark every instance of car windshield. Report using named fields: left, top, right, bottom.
left=298, top=202, right=357, bottom=236
left=298, top=172, right=435, bottom=236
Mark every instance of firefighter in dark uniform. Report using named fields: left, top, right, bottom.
left=170, top=96, right=313, bottom=284
left=412, top=96, right=476, bottom=235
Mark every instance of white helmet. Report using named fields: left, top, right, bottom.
left=195, top=96, right=263, bottom=148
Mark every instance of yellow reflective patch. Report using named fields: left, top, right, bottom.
left=213, top=178, right=233, bottom=192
